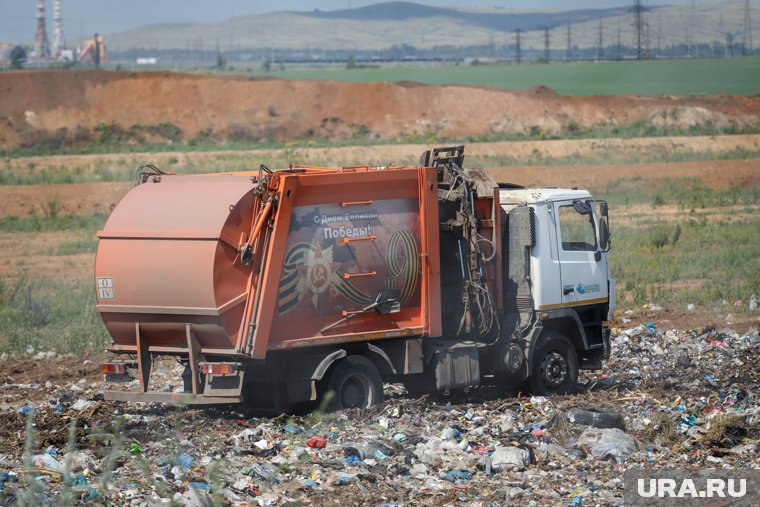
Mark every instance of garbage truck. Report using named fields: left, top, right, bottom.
left=96, top=146, right=614, bottom=409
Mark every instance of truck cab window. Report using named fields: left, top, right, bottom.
left=559, top=203, right=597, bottom=252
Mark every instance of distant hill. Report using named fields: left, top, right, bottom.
left=103, top=0, right=751, bottom=54
left=305, top=1, right=630, bottom=31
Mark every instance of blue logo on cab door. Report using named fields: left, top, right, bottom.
left=576, top=283, right=600, bottom=294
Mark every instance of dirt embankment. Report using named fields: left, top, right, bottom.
left=2, top=70, right=760, bottom=150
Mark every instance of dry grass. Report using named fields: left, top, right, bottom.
left=701, top=414, right=748, bottom=448
left=639, top=412, right=681, bottom=448
left=549, top=412, right=572, bottom=445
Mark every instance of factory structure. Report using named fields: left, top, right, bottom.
left=31, top=0, right=77, bottom=62
left=1, top=0, right=105, bottom=68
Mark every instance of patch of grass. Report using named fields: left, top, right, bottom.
left=2, top=140, right=758, bottom=188
left=0, top=213, right=107, bottom=233
left=0, top=160, right=132, bottom=185
left=267, top=58, right=760, bottom=96
left=41, top=195, right=64, bottom=219
left=479, top=146, right=760, bottom=170
left=609, top=216, right=760, bottom=306
left=648, top=222, right=671, bottom=251
left=590, top=176, right=760, bottom=207
left=2, top=121, right=759, bottom=162
left=0, top=277, right=110, bottom=355
left=55, top=237, right=100, bottom=256
left=638, top=412, right=680, bottom=448
left=701, top=414, right=749, bottom=448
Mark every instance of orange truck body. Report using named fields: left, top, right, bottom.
left=96, top=162, right=501, bottom=403
left=96, top=166, right=453, bottom=353
left=96, top=147, right=612, bottom=406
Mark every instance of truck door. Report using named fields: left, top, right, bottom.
left=553, top=200, right=609, bottom=308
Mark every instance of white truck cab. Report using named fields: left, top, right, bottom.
left=497, top=187, right=614, bottom=393
left=500, top=188, right=614, bottom=316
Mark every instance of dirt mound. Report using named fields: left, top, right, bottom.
left=2, top=70, right=760, bottom=150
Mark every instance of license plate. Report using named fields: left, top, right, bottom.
left=105, top=373, right=134, bottom=383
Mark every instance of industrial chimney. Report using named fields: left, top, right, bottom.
left=34, top=0, right=50, bottom=59
left=51, top=0, right=65, bottom=58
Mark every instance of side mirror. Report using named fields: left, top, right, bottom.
left=594, top=200, right=610, bottom=252
left=599, top=218, right=610, bottom=252
left=573, top=201, right=592, bottom=215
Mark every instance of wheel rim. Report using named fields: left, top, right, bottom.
left=340, top=375, right=370, bottom=408
left=540, top=351, right=568, bottom=388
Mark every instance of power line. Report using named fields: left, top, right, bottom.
left=743, top=0, right=753, bottom=55
left=713, top=32, right=720, bottom=57
left=633, top=0, right=644, bottom=59
left=657, top=13, right=662, bottom=57
left=688, top=0, right=698, bottom=57
left=598, top=17, right=604, bottom=60
left=514, top=29, right=522, bottom=64
left=685, top=27, right=690, bottom=57
left=645, top=17, right=651, bottom=56
left=543, top=27, right=550, bottom=62
left=566, top=17, right=572, bottom=61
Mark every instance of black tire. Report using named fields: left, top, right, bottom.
left=326, top=355, right=384, bottom=410
left=529, top=331, right=579, bottom=395
left=568, top=409, right=626, bottom=430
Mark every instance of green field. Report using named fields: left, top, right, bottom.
left=269, top=57, right=760, bottom=96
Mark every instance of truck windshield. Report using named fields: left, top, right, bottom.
left=559, top=202, right=597, bottom=252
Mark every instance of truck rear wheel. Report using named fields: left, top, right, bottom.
left=326, top=355, right=384, bottom=410
left=529, top=331, right=578, bottom=395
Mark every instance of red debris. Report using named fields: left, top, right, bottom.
left=307, top=435, right=327, bottom=449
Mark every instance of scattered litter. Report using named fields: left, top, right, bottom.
left=32, top=454, right=63, bottom=473
left=489, top=446, right=532, bottom=472
left=575, top=427, right=638, bottom=463
left=283, top=424, right=302, bottom=434
left=567, top=409, right=626, bottom=430
left=0, top=323, right=758, bottom=505
left=306, top=435, right=327, bottom=449
left=70, top=399, right=95, bottom=411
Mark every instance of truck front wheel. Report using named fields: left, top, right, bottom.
left=529, top=331, right=578, bottom=395
left=326, top=355, right=384, bottom=410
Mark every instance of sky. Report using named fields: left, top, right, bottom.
left=0, top=0, right=718, bottom=43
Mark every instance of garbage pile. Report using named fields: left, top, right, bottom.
left=0, top=325, right=758, bottom=505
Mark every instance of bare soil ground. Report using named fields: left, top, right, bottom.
left=2, top=139, right=759, bottom=218
left=3, top=133, right=760, bottom=183
left=1, top=146, right=758, bottom=288
left=0, top=182, right=130, bottom=219
left=0, top=230, right=94, bottom=280
left=2, top=71, right=760, bottom=149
